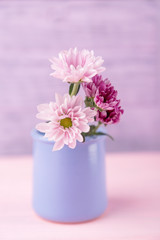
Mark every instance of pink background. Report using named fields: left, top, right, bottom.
left=0, top=0, right=160, bottom=155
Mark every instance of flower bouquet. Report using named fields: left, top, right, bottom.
left=32, top=48, right=123, bottom=223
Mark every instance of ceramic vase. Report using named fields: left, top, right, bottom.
left=31, top=129, right=107, bottom=223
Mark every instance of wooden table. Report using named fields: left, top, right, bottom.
left=0, top=153, right=160, bottom=240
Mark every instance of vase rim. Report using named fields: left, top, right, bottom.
left=31, top=128, right=106, bottom=146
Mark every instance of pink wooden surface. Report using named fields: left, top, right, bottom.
left=0, top=153, right=160, bottom=240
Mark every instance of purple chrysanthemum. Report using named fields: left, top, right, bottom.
left=94, top=80, right=119, bottom=111
left=83, top=75, right=104, bottom=97
left=83, top=74, right=124, bottom=125
left=96, top=106, right=124, bottom=125
left=83, top=74, right=121, bottom=111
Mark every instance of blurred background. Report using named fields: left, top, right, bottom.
left=0, top=0, right=159, bottom=155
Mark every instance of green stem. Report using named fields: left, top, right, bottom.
left=70, top=82, right=80, bottom=96
left=94, top=122, right=101, bottom=133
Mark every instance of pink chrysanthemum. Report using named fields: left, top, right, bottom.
left=50, top=48, right=105, bottom=83
left=36, top=94, right=96, bottom=151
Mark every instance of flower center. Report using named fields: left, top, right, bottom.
left=60, top=117, right=72, bottom=129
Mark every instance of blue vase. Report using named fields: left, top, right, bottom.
left=31, top=129, right=107, bottom=223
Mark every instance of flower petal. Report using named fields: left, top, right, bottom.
left=76, top=133, right=83, bottom=142
left=37, top=104, right=49, bottom=112
left=36, top=123, right=50, bottom=133
left=53, top=139, right=64, bottom=151
left=55, top=93, right=63, bottom=106
left=68, top=139, right=76, bottom=149
left=78, top=122, right=90, bottom=132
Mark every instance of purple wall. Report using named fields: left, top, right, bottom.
left=0, top=0, right=159, bottom=155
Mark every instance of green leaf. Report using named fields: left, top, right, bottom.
left=76, top=83, right=80, bottom=95
left=82, top=130, right=114, bottom=141
left=84, top=97, right=94, bottom=108
left=94, top=132, right=106, bottom=135
left=69, top=83, right=80, bottom=96
left=81, top=133, right=86, bottom=142
left=69, top=83, right=74, bottom=95
left=94, top=132, right=114, bottom=140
